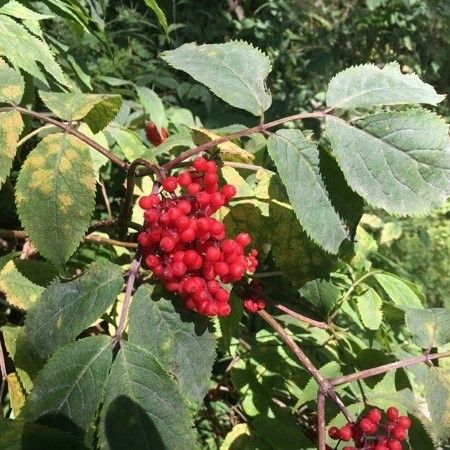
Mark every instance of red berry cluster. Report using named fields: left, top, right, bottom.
left=138, top=157, right=258, bottom=317
left=242, top=280, right=266, bottom=313
left=328, top=407, right=411, bottom=450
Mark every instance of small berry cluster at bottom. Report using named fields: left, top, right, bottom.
left=328, top=407, right=411, bottom=450
left=138, top=157, right=258, bottom=317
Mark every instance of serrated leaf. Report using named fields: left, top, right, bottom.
left=193, top=127, right=255, bottom=163
left=161, top=41, right=272, bottom=116
left=39, top=92, right=122, bottom=133
left=18, top=261, right=122, bottom=373
left=135, top=86, right=165, bottom=130
left=0, top=260, right=46, bottom=309
left=299, top=279, right=340, bottom=317
left=405, top=308, right=450, bottom=348
left=21, top=336, right=113, bottom=442
left=77, top=123, right=109, bottom=175
left=0, top=1, right=54, bottom=21
left=0, top=419, right=87, bottom=449
left=0, top=59, right=24, bottom=103
left=267, top=129, right=349, bottom=253
left=107, top=125, right=148, bottom=161
left=16, top=133, right=97, bottom=266
left=326, top=62, right=445, bottom=109
left=374, top=272, right=423, bottom=309
left=98, top=342, right=196, bottom=450
left=128, top=284, right=216, bottom=404
left=356, top=286, right=383, bottom=330
left=0, top=110, right=23, bottom=187
left=0, top=15, right=69, bottom=87
left=326, top=109, right=450, bottom=215
left=425, top=366, right=450, bottom=440
left=143, top=0, right=168, bottom=32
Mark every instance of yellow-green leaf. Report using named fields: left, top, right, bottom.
left=0, top=110, right=23, bottom=186
left=0, top=58, right=24, bottom=103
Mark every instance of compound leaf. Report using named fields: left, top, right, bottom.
left=21, top=336, right=113, bottom=441
left=16, top=133, right=97, bottom=266
left=327, top=62, right=445, bottom=109
left=268, top=129, right=349, bottom=253
left=128, top=284, right=216, bottom=404
left=98, top=342, right=196, bottom=449
left=161, top=41, right=272, bottom=116
left=326, top=109, right=450, bottom=215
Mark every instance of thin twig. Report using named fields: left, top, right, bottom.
left=0, top=335, right=7, bottom=407
left=162, top=109, right=331, bottom=171
left=223, top=161, right=264, bottom=171
left=10, top=106, right=128, bottom=170
left=317, top=391, right=326, bottom=450
left=99, top=182, right=113, bottom=219
left=330, top=350, right=450, bottom=386
left=273, top=303, right=329, bottom=329
left=115, top=249, right=141, bottom=341
left=257, top=310, right=353, bottom=422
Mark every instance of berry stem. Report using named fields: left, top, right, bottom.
left=330, top=350, right=450, bottom=386
left=115, top=249, right=141, bottom=341
left=162, top=109, right=331, bottom=171
left=10, top=106, right=128, bottom=170
left=257, top=309, right=353, bottom=422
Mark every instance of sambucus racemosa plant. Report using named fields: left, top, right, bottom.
left=0, top=14, right=449, bottom=450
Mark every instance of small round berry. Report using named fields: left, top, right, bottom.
left=374, top=445, right=389, bottom=450
left=396, top=416, right=411, bottom=429
left=172, top=261, right=187, bottom=277
left=236, top=232, right=251, bottom=247
left=196, top=191, right=211, bottom=207
left=216, top=302, right=231, bottom=316
left=178, top=199, right=192, bottom=214
left=163, top=176, right=178, bottom=192
left=138, top=232, right=152, bottom=247
left=328, top=427, right=340, bottom=439
left=387, top=440, right=402, bottom=450
left=160, top=236, right=176, bottom=252
left=210, top=192, right=225, bottom=209
left=180, top=228, right=196, bottom=243
left=193, top=157, right=209, bottom=171
left=187, top=182, right=201, bottom=195
left=386, top=407, right=399, bottom=421
left=204, top=172, right=218, bottom=185
left=184, top=250, right=200, bottom=268
left=205, top=160, right=217, bottom=173
left=177, top=172, right=192, bottom=187
left=206, top=246, right=221, bottom=263
left=391, top=426, right=406, bottom=441
left=221, top=239, right=236, bottom=254
left=215, top=288, right=230, bottom=303
left=210, top=220, right=225, bottom=235
left=229, top=263, right=246, bottom=280
left=367, top=408, right=382, bottom=424
left=360, top=418, right=374, bottom=433
left=214, top=262, right=229, bottom=277
left=176, top=215, right=191, bottom=230
left=221, top=184, right=236, bottom=199
left=339, top=426, right=353, bottom=441
left=145, top=254, right=159, bottom=269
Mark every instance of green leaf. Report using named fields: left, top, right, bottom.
left=405, top=308, right=450, bottom=348
left=39, top=92, right=121, bottom=134
left=326, top=109, right=450, bottom=215
left=135, top=86, right=165, bottom=130
left=0, top=15, right=69, bottom=87
left=267, top=129, right=349, bottom=253
left=19, top=261, right=122, bottom=371
left=107, top=125, right=148, bottom=161
left=0, top=420, right=87, bottom=450
left=0, top=110, right=23, bottom=187
left=299, top=279, right=340, bottom=317
left=98, top=342, right=196, bottom=450
left=326, top=62, right=445, bottom=109
left=16, top=133, right=97, bottom=266
left=425, top=367, right=450, bottom=440
left=161, top=41, right=272, bottom=116
left=0, top=260, right=53, bottom=310
left=374, top=272, right=423, bottom=309
left=356, top=286, right=383, bottom=330
left=128, top=284, right=216, bottom=404
left=218, top=293, right=244, bottom=352
left=0, top=1, right=54, bottom=21
left=143, top=0, right=168, bottom=33
left=21, top=336, right=113, bottom=442
left=0, top=58, right=24, bottom=103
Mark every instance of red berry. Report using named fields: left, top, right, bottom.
left=210, top=192, right=225, bottom=209
left=396, top=416, right=411, bottom=429
left=206, top=246, right=221, bottom=263
left=339, top=426, right=353, bottom=441
left=236, top=232, right=251, bottom=247
left=180, top=228, right=196, bottom=243
left=160, top=236, right=176, bottom=252
left=187, top=183, right=201, bottom=195
left=391, top=426, right=406, bottom=441
left=204, top=172, right=218, bottom=185
left=367, top=408, right=382, bottom=424
left=163, top=176, right=178, bottom=192
left=328, top=427, right=340, bottom=439
left=387, top=440, right=402, bottom=450
left=386, top=407, right=399, bottom=421
left=374, top=445, right=389, bottom=450
left=177, top=172, right=192, bottom=187
left=360, top=418, right=374, bottom=433
left=221, top=184, right=236, bottom=199
left=193, top=157, right=208, bottom=171
left=214, top=262, right=229, bottom=277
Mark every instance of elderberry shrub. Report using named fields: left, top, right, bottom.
left=328, top=407, right=411, bottom=449
left=138, top=157, right=259, bottom=317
